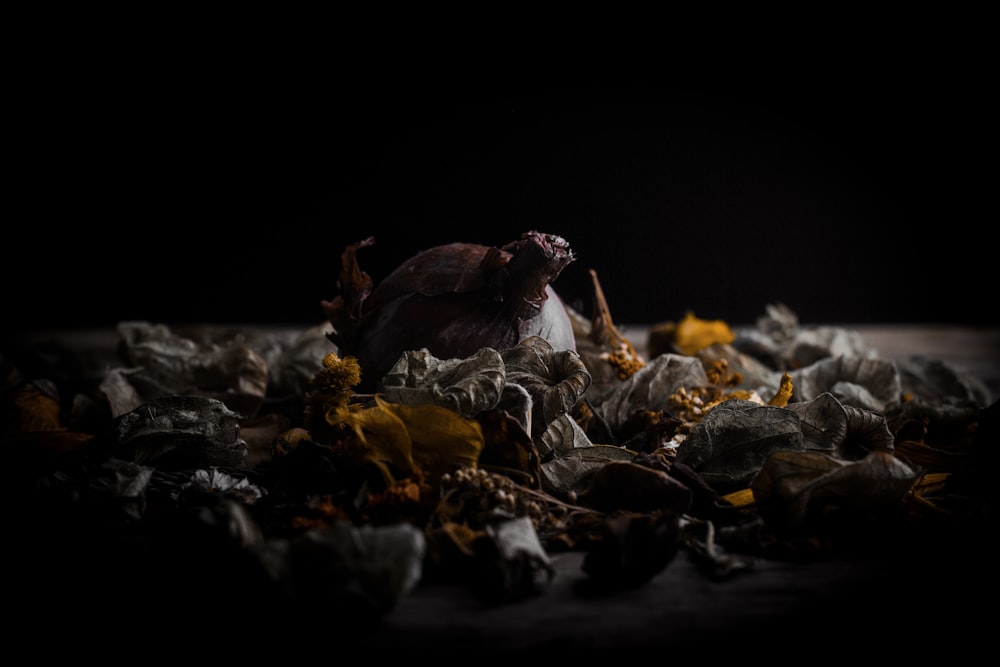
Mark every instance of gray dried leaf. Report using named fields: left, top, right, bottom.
left=786, top=392, right=850, bottom=453
left=537, top=412, right=593, bottom=460
left=99, top=367, right=147, bottom=417
left=895, top=355, right=993, bottom=407
left=539, top=444, right=634, bottom=499
left=788, top=392, right=895, bottom=460
left=841, top=402, right=896, bottom=452
left=790, top=355, right=901, bottom=412
left=377, top=346, right=505, bottom=418
left=784, top=326, right=876, bottom=368
left=112, top=321, right=269, bottom=418
left=478, top=515, right=554, bottom=602
left=674, top=399, right=804, bottom=493
left=249, top=322, right=335, bottom=399
left=731, top=303, right=876, bottom=370
left=497, top=381, right=534, bottom=435
left=274, top=520, right=426, bottom=618
left=593, top=353, right=709, bottom=433
left=501, top=335, right=592, bottom=437
left=112, top=395, right=249, bottom=469
left=186, top=467, right=265, bottom=504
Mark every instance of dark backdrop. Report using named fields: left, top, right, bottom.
left=7, top=77, right=994, bottom=334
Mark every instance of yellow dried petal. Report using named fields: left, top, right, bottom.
left=376, top=396, right=485, bottom=481
left=673, top=311, right=735, bottom=356
left=722, top=487, right=756, bottom=507
left=768, top=373, right=794, bottom=407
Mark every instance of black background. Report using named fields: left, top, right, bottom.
left=7, top=68, right=995, bottom=335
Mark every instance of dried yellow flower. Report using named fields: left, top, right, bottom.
left=671, top=311, right=735, bottom=356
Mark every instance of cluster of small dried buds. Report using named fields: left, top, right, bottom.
left=602, top=340, right=645, bottom=379
left=704, top=358, right=743, bottom=387
left=440, top=466, right=567, bottom=534
left=668, top=385, right=716, bottom=421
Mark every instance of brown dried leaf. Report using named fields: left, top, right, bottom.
left=750, top=449, right=920, bottom=535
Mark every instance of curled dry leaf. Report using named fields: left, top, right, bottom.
left=378, top=346, right=506, bottom=418
left=112, top=395, right=249, bottom=470
left=750, top=449, right=920, bottom=535
left=501, top=335, right=592, bottom=438
left=730, top=302, right=876, bottom=371
left=673, top=399, right=804, bottom=494
left=477, top=516, right=555, bottom=602
left=536, top=412, right=594, bottom=461
left=110, top=321, right=270, bottom=419
left=272, top=520, right=426, bottom=619
left=788, top=391, right=895, bottom=460
left=539, top=444, right=634, bottom=500
left=894, top=355, right=993, bottom=407
left=789, top=355, right=901, bottom=413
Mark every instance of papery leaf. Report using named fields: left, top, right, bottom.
left=378, top=346, right=505, bottom=418
left=786, top=391, right=895, bottom=461
left=593, top=353, right=710, bottom=433
left=112, top=395, right=249, bottom=469
left=786, top=392, right=849, bottom=454
left=537, top=413, right=593, bottom=461
left=502, top=335, right=592, bottom=437
left=281, top=520, right=425, bottom=619
left=841, top=403, right=895, bottom=453
left=476, top=516, right=554, bottom=602
left=540, top=444, right=634, bottom=499
left=895, top=355, right=992, bottom=407
left=112, top=321, right=270, bottom=418
left=674, top=399, right=804, bottom=493
left=790, top=355, right=901, bottom=412
left=750, top=449, right=920, bottom=535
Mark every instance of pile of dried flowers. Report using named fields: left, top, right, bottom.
left=3, top=234, right=995, bottom=625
